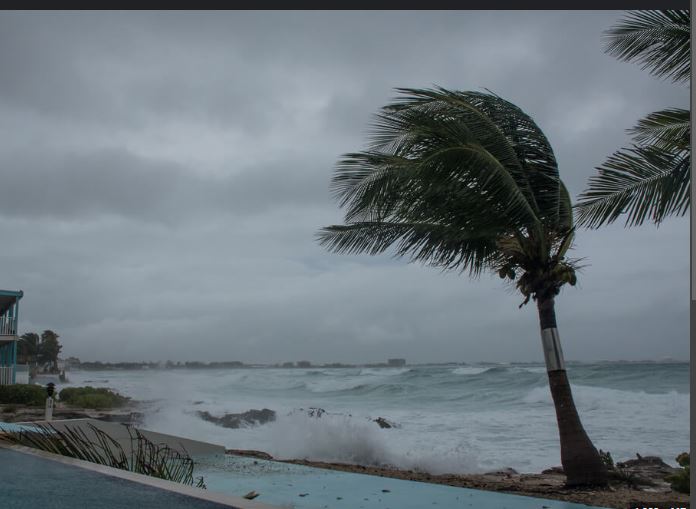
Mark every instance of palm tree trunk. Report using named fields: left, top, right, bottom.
left=537, top=297, right=607, bottom=486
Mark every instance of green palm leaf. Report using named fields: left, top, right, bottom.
left=319, top=87, right=574, bottom=278
left=579, top=11, right=691, bottom=229
left=317, top=221, right=499, bottom=275
left=604, top=10, right=690, bottom=84
left=576, top=145, right=690, bottom=227
left=629, top=107, right=690, bottom=151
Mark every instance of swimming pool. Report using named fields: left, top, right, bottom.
left=195, top=454, right=611, bottom=509
left=0, top=446, right=274, bottom=509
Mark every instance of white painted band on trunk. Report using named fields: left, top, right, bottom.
left=541, top=327, right=565, bottom=371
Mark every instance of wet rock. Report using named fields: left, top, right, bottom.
left=484, top=468, right=519, bottom=476
left=226, top=449, right=274, bottom=460
left=613, top=455, right=680, bottom=489
left=616, top=455, right=675, bottom=473
left=197, top=408, right=276, bottom=429
left=301, top=407, right=325, bottom=418
left=373, top=417, right=400, bottom=429
left=541, top=466, right=564, bottom=475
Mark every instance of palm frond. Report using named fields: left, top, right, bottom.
left=317, top=221, right=499, bottom=275
left=575, top=145, right=690, bottom=227
left=628, top=107, right=690, bottom=151
left=0, top=422, right=205, bottom=488
left=388, top=87, right=566, bottom=227
left=604, top=10, right=691, bottom=84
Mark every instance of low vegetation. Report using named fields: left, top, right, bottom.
left=0, top=384, right=47, bottom=406
left=59, top=386, right=130, bottom=409
left=0, top=422, right=205, bottom=488
left=666, top=452, right=690, bottom=494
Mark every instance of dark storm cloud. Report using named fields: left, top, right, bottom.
left=0, top=11, right=689, bottom=363
left=0, top=146, right=332, bottom=221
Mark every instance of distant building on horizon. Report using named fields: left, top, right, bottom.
left=387, top=358, right=406, bottom=367
left=296, top=360, right=311, bottom=368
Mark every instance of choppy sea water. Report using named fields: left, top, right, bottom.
left=66, top=362, right=689, bottom=474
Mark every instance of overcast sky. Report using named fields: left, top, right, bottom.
left=0, top=11, right=689, bottom=364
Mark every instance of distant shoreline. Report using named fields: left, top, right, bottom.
left=62, top=358, right=690, bottom=371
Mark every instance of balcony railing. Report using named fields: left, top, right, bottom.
left=0, top=316, right=17, bottom=336
left=0, top=366, right=13, bottom=385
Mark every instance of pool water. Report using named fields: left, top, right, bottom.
left=195, top=455, right=610, bottom=509
left=0, top=447, right=233, bottom=509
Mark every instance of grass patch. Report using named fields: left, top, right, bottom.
left=59, top=386, right=130, bottom=409
left=0, top=384, right=46, bottom=406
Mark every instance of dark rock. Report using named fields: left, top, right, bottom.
left=616, top=455, right=672, bottom=471
left=197, top=408, right=276, bottom=429
left=612, top=455, right=680, bottom=489
left=374, top=417, right=399, bottom=429
left=541, top=466, right=564, bottom=475
left=484, top=468, right=519, bottom=476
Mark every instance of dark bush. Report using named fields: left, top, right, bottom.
left=666, top=452, right=690, bottom=494
left=0, top=384, right=47, bottom=406
left=59, top=386, right=129, bottom=409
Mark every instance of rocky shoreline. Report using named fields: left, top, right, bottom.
left=226, top=449, right=690, bottom=509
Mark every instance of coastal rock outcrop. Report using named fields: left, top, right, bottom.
left=197, top=408, right=276, bottom=428
left=290, top=407, right=326, bottom=418
left=373, top=417, right=399, bottom=429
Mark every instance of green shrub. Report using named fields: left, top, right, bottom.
left=59, top=386, right=129, bottom=409
left=666, top=452, right=690, bottom=494
left=2, top=405, right=17, bottom=413
left=0, top=384, right=47, bottom=406
left=599, top=449, right=614, bottom=470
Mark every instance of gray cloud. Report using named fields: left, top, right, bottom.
left=0, top=11, right=689, bottom=363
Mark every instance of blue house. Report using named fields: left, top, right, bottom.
left=0, top=289, right=23, bottom=385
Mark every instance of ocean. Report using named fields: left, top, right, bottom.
left=66, top=362, right=689, bottom=475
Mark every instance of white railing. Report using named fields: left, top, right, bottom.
left=0, top=316, right=16, bottom=336
left=0, top=366, right=13, bottom=385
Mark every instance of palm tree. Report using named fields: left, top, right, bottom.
left=576, top=10, right=690, bottom=228
left=18, top=332, right=40, bottom=366
left=317, top=87, right=608, bottom=486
